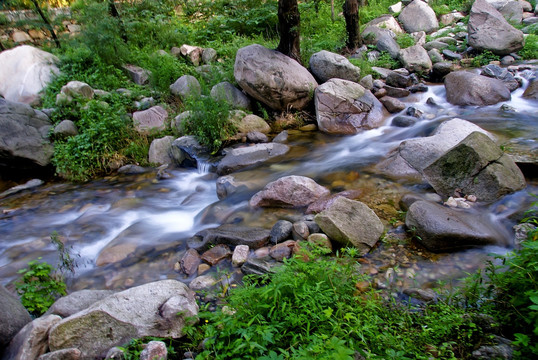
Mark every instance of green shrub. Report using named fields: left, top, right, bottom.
left=395, top=33, right=415, bottom=49
left=520, top=34, right=538, bottom=60
left=180, top=96, right=236, bottom=154
left=470, top=50, right=500, bottom=67
left=374, top=51, right=401, bottom=69
left=15, top=258, right=67, bottom=316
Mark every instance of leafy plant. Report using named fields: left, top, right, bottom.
left=15, top=258, right=67, bottom=316
left=374, top=51, right=401, bottom=69
left=470, top=50, right=500, bottom=67
left=395, top=33, right=415, bottom=49
left=519, top=34, right=538, bottom=60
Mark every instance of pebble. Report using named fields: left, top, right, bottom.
left=444, top=196, right=458, bottom=207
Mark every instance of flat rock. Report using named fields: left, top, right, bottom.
left=188, top=224, right=270, bottom=252
left=133, top=106, right=168, bottom=133
left=217, top=143, right=289, bottom=175
left=249, top=175, right=330, bottom=208
left=201, top=244, right=232, bottom=265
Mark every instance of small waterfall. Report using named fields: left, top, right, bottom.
left=197, top=159, right=211, bottom=174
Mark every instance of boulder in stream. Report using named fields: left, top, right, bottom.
left=0, top=285, right=32, bottom=349
left=423, top=132, right=526, bottom=202
left=3, top=315, right=62, bottom=360
left=249, top=175, right=330, bottom=208
left=445, top=71, right=511, bottom=106
left=314, top=197, right=384, bottom=256
left=315, top=78, right=384, bottom=135
left=406, top=200, right=510, bottom=252
left=217, top=143, right=289, bottom=175
left=45, top=290, right=116, bottom=318
left=234, top=44, right=318, bottom=111
left=187, top=224, right=271, bottom=252
left=48, top=280, right=198, bottom=359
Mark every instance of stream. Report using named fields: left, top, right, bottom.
left=1, top=75, right=537, bottom=294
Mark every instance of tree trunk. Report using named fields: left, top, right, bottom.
left=331, top=0, right=335, bottom=22
left=343, top=0, right=360, bottom=50
left=108, top=0, right=128, bottom=43
left=276, top=0, right=301, bottom=64
left=31, top=0, right=60, bottom=48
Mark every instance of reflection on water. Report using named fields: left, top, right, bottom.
left=1, top=72, right=537, bottom=292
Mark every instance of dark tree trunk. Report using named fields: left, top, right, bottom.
left=108, top=0, right=128, bottom=43
left=276, top=0, right=301, bottom=64
left=0, top=41, right=5, bottom=51
left=343, top=0, right=360, bottom=50
left=31, top=0, right=60, bottom=48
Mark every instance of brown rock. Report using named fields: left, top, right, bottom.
left=201, top=244, right=232, bottom=265
left=269, top=240, right=296, bottom=261
left=250, top=175, right=330, bottom=208
left=180, top=249, right=201, bottom=276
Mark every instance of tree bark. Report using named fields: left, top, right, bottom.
left=331, top=0, right=335, bottom=22
left=108, top=0, right=128, bottom=43
left=343, top=0, right=360, bottom=50
left=276, top=0, right=301, bottom=64
left=31, top=0, right=60, bottom=48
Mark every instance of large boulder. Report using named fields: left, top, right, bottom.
left=210, top=81, right=252, bottom=110
left=148, top=135, right=175, bottom=165
left=445, top=71, right=511, bottom=106
left=364, top=15, right=404, bottom=35
left=398, top=0, right=439, bottom=34
left=234, top=44, right=318, bottom=111
left=499, top=0, right=523, bottom=23
left=523, top=78, right=538, bottom=99
left=406, top=200, right=510, bottom=252
left=377, top=118, right=496, bottom=179
left=0, top=45, right=59, bottom=104
left=132, top=105, right=168, bottom=133
left=45, top=290, right=116, bottom=318
left=376, top=33, right=401, bottom=59
left=249, top=175, right=330, bottom=208
left=309, top=50, right=361, bottom=83
left=468, top=0, right=525, bottom=55
left=170, top=135, right=212, bottom=169
left=398, top=45, right=433, bottom=73
left=217, top=143, right=290, bottom=175
left=0, top=98, right=54, bottom=170
left=423, top=132, right=526, bottom=201
left=170, top=75, right=201, bottom=99
left=0, top=285, right=32, bottom=349
left=3, top=315, right=62, bottom=360
left=314, top=197, right=384, bottom=255
left=48, top=280, right=198, bottom=359
left=187, top=224, right=271, bottom=252
left=315, top=78, right=384, bottom=135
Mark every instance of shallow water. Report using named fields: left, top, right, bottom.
left=1, top=71, right=537, bottom=292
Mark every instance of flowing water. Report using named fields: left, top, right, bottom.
left=1, top=74, right=537, bottom=293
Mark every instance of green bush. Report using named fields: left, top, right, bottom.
left=470, top=50, right=500, bottom=67
left=520, top=34, right=538, bottom=60
left=180, top=96, right=236, bottom=154
left=374, top=51, right=401, bottom=69
left=395, top=33, right=415, bottom=49
left=192, top=253, right=485, bottom=359
left=15, top=258, right=67, bottom=316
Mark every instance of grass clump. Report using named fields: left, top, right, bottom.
left=520, top=34, right=538, bottom=60
left=395, top=33, right=415, bottom=49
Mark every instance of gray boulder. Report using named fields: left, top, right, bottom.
left=0, top=98, right=54, bottom=169
left=123, top=64, right=151, bottom=85
left=217, top=143, right=289, bottom=175
left=445, top=71, right=511, bottom=106
left=202, top=48, right=218, bottom=64
left=249, top=175, right=330, bottom=208
left=406, top=200, right=510, bottom=252
left=53, top=120, right=78, bottom=139
left=423, top=132, right=526, bottom=202
left=132, top=105, right=168, bottom=133
left=187, top=224, right=271, bottom=252
left=362, top=26, right=396, bottom=45
left=48, top=280, right=198, bottom=359
left=398, top=0, right=439, bottom=34
left=170, top=135, right=212, bottom=169
left=377, top=118, right=496, bottom=179
left=233, top=113, right=271, bottom=136
left=3, top=315, right=62, bottom=360
left=216, top=174, right=261, bottom=200
left=309, top=50, right=361, bottom=83
left=314, top=197, right=384, bottom=255
left=315, top=78, right=384, bottom=135
left=468, top=0, right=525, bottom=55
left=376, top=33, right=401, bottom=59
left=210, top=81, right=252, bottom=110
left=364, top=15, right=404, bottom=35
left=0, top=45, right=60, bottom=104
left=386, top=71, right=414, bottom=88
left=398, top=45, right=433, bottom=73
left=0, top=285, right=32, bottom=349
left=45, top=290, right=116, bottom=318
left=481, top=64, right=520, bottom=91
left=234, top=44, right=318, bottom=111
left=170, top=75, right=201, bottom=99
left=148, top=136, right=175, bottom=165
left=61, top=81, right=94, bottom=100
left=522, top=78, right=538, bottom=99
left=499, top=0, right=523, bottom=23
left=0, top=178, right=44, bottom=198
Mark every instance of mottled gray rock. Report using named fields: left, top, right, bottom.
left=170, top=75, right=201, bottom=99
left=364, top=15, right=404, bottom=35
left=481, top=64, right=520, bottom=91
left=139, top=341, right=167, bottom=360
left=249, top=175, right=330, bottom=208
left=376, top=33, right=401, bottom=59
left=234, top=114, right=271, bottom=135
left=523, top=78, right=538, bottom=99
left=38, top=348, right=82, bottom=360
left=386, top=71, right=414, bottom=88
left=234, top=44, right=318, bottom=111
left=210, top=81, right=252, bottom=110
left=179, top=44, right=203, bottom=66
left=398, top=45, right=433, bottom=73
left=391, top=115, right=417, bottom=127
left=48, top=280, right=198, bottom=359
left=468, top=0, right=525, bottom=55
left=269, top=240, right=296, bottom=261
left=383, top=85, right=411, bottom=98
left=45, top=290, right=116, bottom=318
left=270, top=220, right=293, bottom=244
left=423, top=132, right=526, bottom=202
left=148, top=136, right=175, bottom=165
left=309, top=50, right=361, bottom=83
left=314, top=197, right=384, bottom=255
left=380, top=96, right=406, bottom=113
left=0, top=285, right=32, bottom=349
left=442, top=49, right=462, bottom=60
left=315, top=78, right=384, bottom=135
left=188, top=224, right=271, bottom=252
left=217, top=143, right=289, bottom=175
left=189, top=275, right=218, bottom=290
left=247, top=131, right=268, bottom=143
left=232, top=245, right=249, bottom=267
left=3, top=315, right=62, bottom=360
left=398, top=0, right=439, bottom=33
left=445, top=71, right=511, bottom=106
left=406, top=200, right=510, bottom=252
left=0, top=45, right=60, bottom=104
left=241, top=258, right=279, bottom=276
left=123, top=64, right=151, bottom=85
left=53, top=120, right=78, bottom=139
left=61, top=81, right=94, bottom=100
left=424, top=41, right=450, bottom=51
left=440, top=11, right=465, bottom=25
left=499, top=0, right=523, bottom=23
left=0, top=98, right=54, bottom=169
left=362, top=26, right=396, bottom=45
left=202, top=48, right=218, bottom=64
left=133, top=105, right=168, bottom=133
